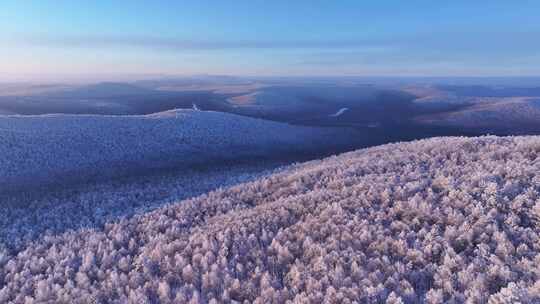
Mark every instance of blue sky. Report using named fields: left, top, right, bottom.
left=1, top=0, right=539, bottom=81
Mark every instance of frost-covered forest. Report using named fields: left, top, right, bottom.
left=0, top=109, right=360, bottom=194
left=3, top=0, right=540, bottom=301
left=1, top=160, right=286, bottom=253
left=1, top=136, right=540, bottom=303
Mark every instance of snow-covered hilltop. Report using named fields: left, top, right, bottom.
left=2, top=136, right=539, bottom=302
left=0, top=109, right=358, bottom=194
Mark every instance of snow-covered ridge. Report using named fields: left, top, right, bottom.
left=2, top=136, right=540, bottom=302
left=0, top=109, right=356, bottom=193
left=418, top=97, right=540, bottom=131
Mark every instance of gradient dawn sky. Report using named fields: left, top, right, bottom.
left=1, top=0, right=539, bottom=81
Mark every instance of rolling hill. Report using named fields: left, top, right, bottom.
left=1, top=136, right=539, bottom=303
left=0, top=109, right=361, bottom=195
left=417, top=97, right=540, bottom=134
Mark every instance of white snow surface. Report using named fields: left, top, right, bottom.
left=329, top=107, right=349, bottom=117
left=0, top=109, right=355, bottom=193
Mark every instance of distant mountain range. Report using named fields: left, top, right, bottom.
left=44, top=82, right=157, bottom=98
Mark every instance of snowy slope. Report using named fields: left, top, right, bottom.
left=2, top=136, right=540, bottom=302
left=0, top=109, right=358, bottom=193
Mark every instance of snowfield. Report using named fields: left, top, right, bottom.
left=329, top=107, right=349, bottom=117
left=0, top=109, right=358, bottom=194
left=1, top=136, right=540, bottom=303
